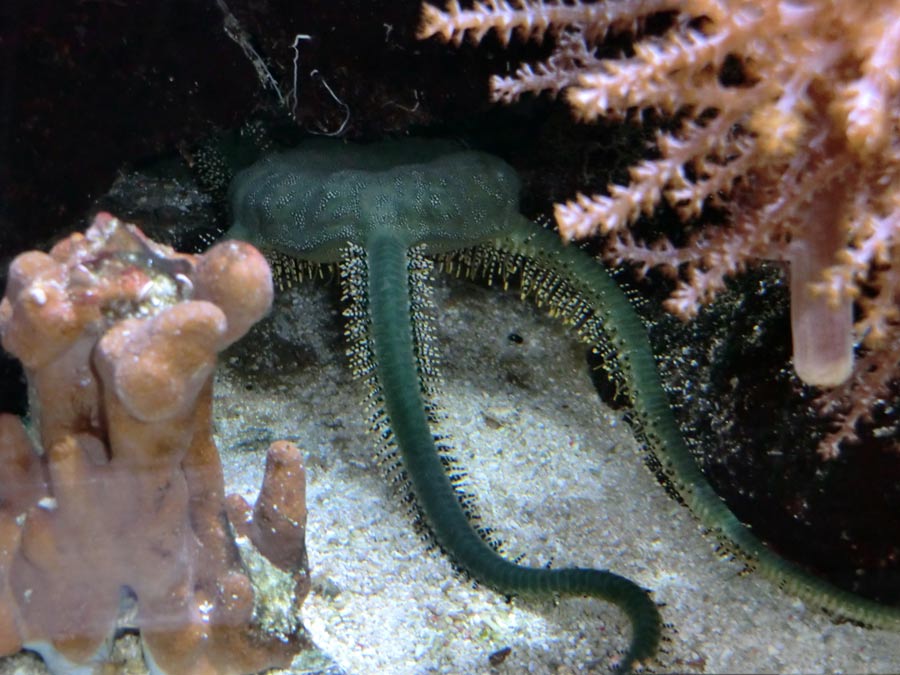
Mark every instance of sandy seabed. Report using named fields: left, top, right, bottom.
left=216, top=274, right=899, bottom=675
left=1, top=273, right=896, bottom=675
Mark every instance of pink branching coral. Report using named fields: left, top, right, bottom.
left=0, top=213, right=310, bottom=673
left=419, top=0, right=900, bottom=452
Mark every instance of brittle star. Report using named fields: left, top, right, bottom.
left=225, top=137, right=900, bottom=673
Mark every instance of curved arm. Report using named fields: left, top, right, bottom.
left=495, top=219, right=900, bottom=631
left=364, top=230, right=661, bottom=673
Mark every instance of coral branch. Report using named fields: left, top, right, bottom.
left=419, top=0, right=900, bottom=451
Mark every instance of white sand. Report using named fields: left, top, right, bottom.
left=1, top=271, right=896, bottom=675
left=214, top=274, right=899, bottom=675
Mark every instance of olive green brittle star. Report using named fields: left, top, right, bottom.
left=226, top=138, right=900, bottom=673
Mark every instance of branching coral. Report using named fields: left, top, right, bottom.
left=0, top=213, right=309, bottom=675
left=418, top=0, right=900, bottom=446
